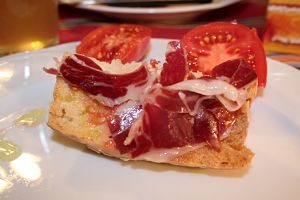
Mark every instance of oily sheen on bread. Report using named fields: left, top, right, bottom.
left=48, top=77, right=255, bottom=169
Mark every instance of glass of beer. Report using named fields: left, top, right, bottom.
left=0, top=0, right=59, bottom=56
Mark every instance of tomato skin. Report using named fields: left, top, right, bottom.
left=181, top=22, right=267, bottom=87
left=76, top=24, right=151, bottom=63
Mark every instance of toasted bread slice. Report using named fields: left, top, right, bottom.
left=48, top=77, right=254, bottom=169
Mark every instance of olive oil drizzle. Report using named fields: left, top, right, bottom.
left=15, top=108, right=46, bottom=126
left=0, top=139, right=22, bottom=161
left=0, top=108, right=46, bottom=134
left=0, top=108, right=46, bottom=162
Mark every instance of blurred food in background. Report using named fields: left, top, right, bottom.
left=0, top=0, right=59, bottom=55
left=263, top=0, right=300, bottom=54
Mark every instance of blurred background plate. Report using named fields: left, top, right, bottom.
left=73, top=0, right=242, bottom=22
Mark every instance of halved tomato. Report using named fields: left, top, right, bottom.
left=181, top=22, right=267, bottom=87
left=76, top=24, right=151, bottom=63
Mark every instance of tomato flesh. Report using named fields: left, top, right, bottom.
left=76, top=24, right=151, bottom=63
left=181, top=22, right=267, bottom=87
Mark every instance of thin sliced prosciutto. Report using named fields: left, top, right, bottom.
left=211, top=58, right=257, bottom=88
left=110, top=87, right=238, bottom=158
left=159, top=41, right=187, bottom=86
left=108, top=100, right=143, bottom=154
left=58, top=53, right=152, bottom=106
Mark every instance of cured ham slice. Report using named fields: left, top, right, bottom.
left=211, top=58, right=258, bottom=89
left=159, top=41, right=187, bottom=86
left=58, top=53, right=152, bottom=106
left=108, top=101, right=143, bottom=154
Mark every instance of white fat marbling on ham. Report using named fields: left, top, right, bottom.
left=92, top=58, right=143, bottom=74
left=178, top=91, right=213, bottom=116
left=167, top=79, right=247, bottom=111
left=124, top=117, right=143, bottom=146
left=178, top=91, right=191, bottom=113
left=114, top=100, right=139, bottom=116
left=93, top=72, right=157, bottom=107
left=136, top=144, right=205, bottom=163
left=92, top=83, right=146, bottom=106
left=70, top=54, right=142, bottom=74
left=167, top=79, right=238, bottom=99
left=70, top=54, right=101, bottom=70
left=216, top=90, right=247, bottom=112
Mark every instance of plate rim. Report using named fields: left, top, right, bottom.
left=76, top=0, right=241, bottom=15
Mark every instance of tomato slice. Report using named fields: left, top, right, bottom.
left=76, top=24, right=151, bottom=63
left=181, top=22, right=267, bottom=87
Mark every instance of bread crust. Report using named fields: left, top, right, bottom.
left=48, top=77, right=254, bottom=169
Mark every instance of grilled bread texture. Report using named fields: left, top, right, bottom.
left=48, top=77, right=255, bottom=169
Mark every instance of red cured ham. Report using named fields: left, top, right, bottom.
left=144, top=87, right=200, bottom=113
left=59, top=54, right=149, bottom=100
left=54, top=41, right=257, bottom=159
left=143, top=103, right=193, bottom=148
left=108, top=101, right=143, bottom=154
left=110, top=87, right=238, bottom=158
left=159, top=41, right=187, bottom=86
left=211, top=58, right=257, bottom=88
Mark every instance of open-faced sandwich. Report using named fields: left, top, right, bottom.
left=46, top=22, right=267, bottom=169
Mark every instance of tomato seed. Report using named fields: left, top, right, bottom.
left=226, top=34, right=232, bottom=42
left=204, top=36, right=210, bottom=44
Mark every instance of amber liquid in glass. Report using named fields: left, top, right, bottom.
left=0, top=0, right=59, bottom=55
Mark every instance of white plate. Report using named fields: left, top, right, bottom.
left=75, top=0, right=241, bottom=21
left=0, top=39, right=300, bottom=200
